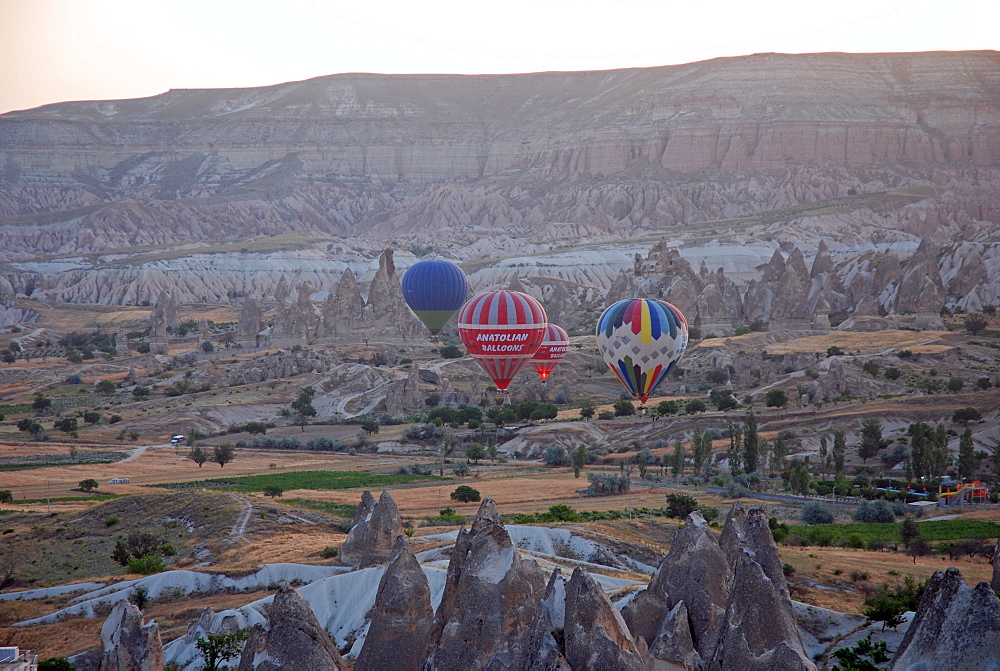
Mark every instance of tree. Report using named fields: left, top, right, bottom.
left=111, top=532, right=164, bottom=567
left=833, top=430, right=847, bottom=475
left=613, top=400, right=636, bottom=417
left=439, top=344, right=464, bottom=359
left=543, top=446, right=571, bottom=467
left=726, top=420, right=743, bottom=475
left=291, top=386, right=317, bottom=430
left=187, top=446, right=208, bottom=468
left=818, top=436, right=829, bottom=476
left=709, top=388, right=738, bottom=411
left=212, top=443, right=235, bottom=468
left=743, top=407, right=760, bottom=474
left=637, top=450, right=649, bottom=480
left=53, top=417, right=78, bottom=435
left=361, top=418, right=380, bottom=435
left=684, top=399, right=707, bottom=414
left=657, top=399, right=680, bottom=416
left=909, top=422, right=929, bottom=479
left=572, top=444, right=588, bottom=478
left=858, top=418, right=888, bottom=463
left=900, top=516, right=922, bottom=549
left=579, top=405, right=595, bottom=421
left=765, top=389, right=788, bottom=408
left=263, top=486, right=283, bottom=498
left=96, top=379, right=117, bottom=394
left=37, top=659, right=75, bottom=671
left=864, top=595, right=907, bottom=631
left=672, top=438, right=684, bottom=477
left=32, top=393, right=52, bottom=411
left=800, top=501, right=834, bottom=524
left=466, top=443, right=486, bottom=464
left=82, top=410, right=102, bottom=425
left=952, top=407, right=981, bottom=424
left=958, top=426, right=978, bottom=481
left=78, top=478, right=99, bottom=492
left=964, top=312, right=988, bottom=335
left=450, top=485, right=481, bottom=503
left=132, top=385, right=151, bottom=400
left=17, top=418, right=44, bottom=438
left=665, top=493, right=699, bottom=519
left=196, top=627, right=251, bottom=671
left=425, top=393, right=442, bottom=407
left=0, top=490, right=12, bottom=505
left=770, top=432, right=787, bottom=474
left=789, top=460, right=811, bottom=495
left=946, top=377, right=964, bottom=393
left=244, top=421, right=267, bottom=435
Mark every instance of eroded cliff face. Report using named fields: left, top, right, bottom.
left=0, top=52, right=998, bottom=320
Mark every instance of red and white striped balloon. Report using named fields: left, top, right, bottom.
left=458, top=290, right=547, bottom=391
left=530, top=323, right=569, bottom=383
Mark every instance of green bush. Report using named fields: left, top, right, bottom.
left=128, top=555, right=166, bottom=575
left=665, top=493, right=699, bottom=519
left=320, top=546, right=338, bottom=558
left=450, top=485, right=481, bottom=503
left=799, top=501, right=834, bottom=525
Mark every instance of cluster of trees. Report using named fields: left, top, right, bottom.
left=111, top=532, right=175, bottom=574
left=186, top=444, right=236, bottom=468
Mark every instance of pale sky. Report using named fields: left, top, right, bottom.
left=1, top=0, right=997, bottom=114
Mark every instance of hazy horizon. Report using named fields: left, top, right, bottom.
left=2, top=0, right=998, bottom=115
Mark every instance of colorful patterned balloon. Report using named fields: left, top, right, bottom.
left=596, top=298, right=688, bottom=405
left=530, top=323, right=569, bottom=383
left=458, top=290, right=547, bottom=391
left=402, top=260, right=469, bottom=335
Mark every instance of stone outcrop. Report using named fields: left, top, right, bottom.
left=320, top=268, right=365, bottom=336
left=237, top=583, right=345, bottom=671
left=623, top=503, right=814, bottom=670
left=235, top=298, right=263, bottom=348
left=993, top=537, right=1000, bottom=591
left=422, top=498, right=546, bottom=670
left=623, top=510, right=731, bottom=659
left=769, top=248, right=813, bottom=330
left=564, top=568, right=645, bottom=671
left=340, top=490, right=404, bottom=567
left=98, top=601, right=164, bottom=671
left=513, top=568, right=571, bottom=671
left=892, top=567, right=1000, bottom=671
left=383, top=367, right=425, bottom=417
left=355, top=537, right=434, bottom=671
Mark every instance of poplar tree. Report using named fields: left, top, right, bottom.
left=743, top=407, right=759, bottom=474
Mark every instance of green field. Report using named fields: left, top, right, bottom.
left=154, top=470, right=447, bottom=492
left=791, top=519, right=1000, bottom=544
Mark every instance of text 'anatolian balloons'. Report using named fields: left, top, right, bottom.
left=458, top=290, right=547, bottom=392
left=596, top=298, right=688, bottom=405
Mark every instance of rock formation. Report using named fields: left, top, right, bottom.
left=892, top=567, right=1000, bottom=671
left=422, top=498, right=546, bottom=670
left=235, top=298, right=263, bottom=348
left=115, top=329, right=129, bottom=354
left=339, top=490, right=404, bottom=567
left=320, top=268, right=365, bottom=336
left=564, top=568, right=645, bottom=671
left=236, top=583, right=345, bottom=671
left=623, top=504, right=814, bottom=670
left=355, top=537, right=434, bottom=671
left=513, top=568, right=571, bottom=671
left=98, top=601, right=164, bottom=671
left=383, top=367, right=425, bottom=417
left=623, top=510, right=731, bottom=660
left=993, top=537, right=1000, bottom=591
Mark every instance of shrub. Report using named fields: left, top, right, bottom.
left=320, top=546, right=338, bottom=558
left=853, top=500, right=895, bottom=523
left=799, top=501, right=834, bottom=525
left=765, top=389, right=788, bottom=408
left=543, top=446, right=571, bottom=467
left=584, top=473, right=630, bottom=496
left=78, top=478, right=99, bottom=492
left=952, top=407, right=981, bottom=424
left=128, top=555, right=166, bottom=575
left=597, top=411, right=615, bottom=421
left=613, top=400, right=636, bottom=417
left=665, top=493, right=699, bottom=519
left=38, top=660, right=74, bottom=671
left=439, top=344, right=464, bottom=359
left=684, top=399, right=707, bottom=414
left=885, top=366, right=901, bottom=380
left=450, top=485, right=481, bottom=503
left=782, top=562, right=795, bottom=577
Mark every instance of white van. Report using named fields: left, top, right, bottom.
left=170, top=434, right=185, bottom=444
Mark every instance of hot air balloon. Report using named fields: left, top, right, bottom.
left=458, top=290, right=547, bottom=392
left=530, top=323, right=569, bottom=383
left=596, top=298, right=688, bottom=406
left=402, top=260, right=469, bottom=335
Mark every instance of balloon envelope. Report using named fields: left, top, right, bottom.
left=458, top=290, right=547, bottom=391
left=530, top=323, right=569, bottom=382
left=402, top=260, right=468, bottom=334
left=596, top=298, right=688, bottom=405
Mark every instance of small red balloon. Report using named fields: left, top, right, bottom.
left=530, top=323, right=569, bottom=383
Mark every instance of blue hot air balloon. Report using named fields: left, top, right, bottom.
left=402, top=260, right=469, bottom=335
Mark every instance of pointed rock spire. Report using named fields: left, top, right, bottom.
left=355, top=537, right=434, bottom=671
left=564, top=568, right=644, bottom=671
